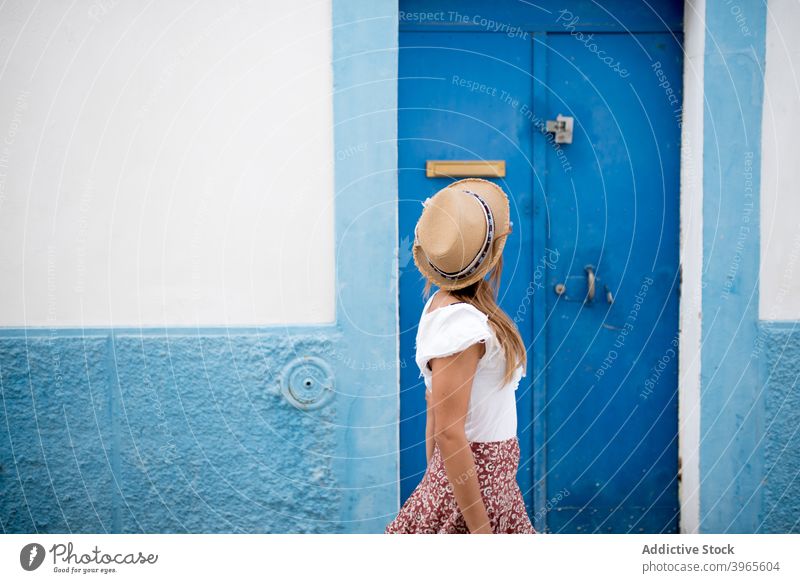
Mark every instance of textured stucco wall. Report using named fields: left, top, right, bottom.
left=0, top=332, right=343, bottom=533
left=759, top=323, right=800, bottom=533
left=0, top=335, right=114, bottom=532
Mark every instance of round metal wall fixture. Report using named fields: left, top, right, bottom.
left=280, top=356, right=334, bottom=410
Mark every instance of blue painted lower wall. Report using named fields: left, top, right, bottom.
left=0, top=331, right=350, bottom=533
left=759, top=323, right=800, bottom=533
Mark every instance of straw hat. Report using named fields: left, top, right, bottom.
left=412, top=178, right=511, bottom=290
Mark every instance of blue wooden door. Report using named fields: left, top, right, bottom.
left=398, top=2, right=682, bottom=533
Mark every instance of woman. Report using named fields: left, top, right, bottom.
left=386, top=178, right=535, bottom=534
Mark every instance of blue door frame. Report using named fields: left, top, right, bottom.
left=399, top=0, right=684, bottom=533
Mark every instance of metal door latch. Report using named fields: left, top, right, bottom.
left=554, top=265, right=611, bottom=304
left=545, top=114, right=574, bottom=144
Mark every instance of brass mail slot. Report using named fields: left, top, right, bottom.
left=426, top=160, right=506, bottom=178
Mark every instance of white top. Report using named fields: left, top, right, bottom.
left=415, top=292, right=525, bottom=442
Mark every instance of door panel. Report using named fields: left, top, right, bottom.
left=542, top=33, right=682, bottom=533
left=398, top=32, right=535, bottom=508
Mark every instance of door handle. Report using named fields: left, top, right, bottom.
left=553, top=265, right=599, bottom=304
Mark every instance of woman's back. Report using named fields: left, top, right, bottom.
left=415, top=291, right=524, bottom=442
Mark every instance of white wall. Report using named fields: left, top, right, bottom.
left=678, top=0, right=704, bottom=535
left=0, top=0, right=334, bottom=327
left=760, top=0, right=800, bottom=321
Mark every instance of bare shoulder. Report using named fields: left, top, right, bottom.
left=426, top=290, right=461, bottom=314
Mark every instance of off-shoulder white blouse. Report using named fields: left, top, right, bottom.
left=415, top=291, right=525, bottom=442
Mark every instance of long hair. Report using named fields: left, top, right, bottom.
left=424, top=255, right=527, bottom=385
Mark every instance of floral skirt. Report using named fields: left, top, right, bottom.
left=386, top=437, right=535, bottom=534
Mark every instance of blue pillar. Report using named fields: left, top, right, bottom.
left=700, top=0, right=767, bottom=533
left=331, top=0, right=399, bottom=531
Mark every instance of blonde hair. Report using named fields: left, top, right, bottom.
left=424, top=255, right=527, bottom=384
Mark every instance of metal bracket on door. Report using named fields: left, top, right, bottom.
left=545, top=114, right=574, bottom=144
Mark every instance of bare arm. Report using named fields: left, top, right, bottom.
left=425, top=390, right=435, bottom=463
left=430, top=343, right=492, bottom=534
